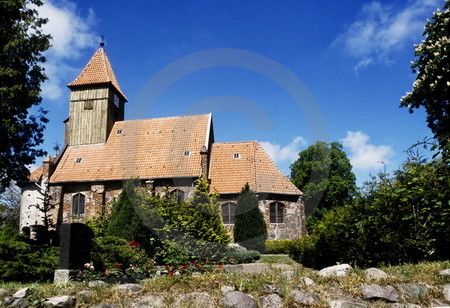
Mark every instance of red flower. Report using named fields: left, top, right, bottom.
left=182, top=265, right=188, bottom=270
left=115, top=264, right=121, bottom=269
left=217, top=265, right=223, bottom=269
left=128, top=240, right=140, bottom=248
left=195, top=263, right=200, bottom=268
left=165, top=265, right=170, bottom=270
left=168, top=271, right=174, bottom=275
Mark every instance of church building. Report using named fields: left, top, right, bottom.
left=20, top=47, right=306, bottom=239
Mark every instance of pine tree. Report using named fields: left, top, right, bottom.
left=233, top=184, right=267, bottom=252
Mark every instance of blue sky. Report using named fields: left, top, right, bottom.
left=33, top=0, right=443, bottom=185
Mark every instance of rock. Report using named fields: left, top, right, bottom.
left=364, top=268, right=388, bottom=281
left=386, top=304, right=421, bottom=308
left=361, top=285, right=399, bottom=302
left=290, top=289, right=319, bottom=305
left=77, top=290, right=93, bottom=302
left=226, top=243, right=247, bottom=252
left=281, top=270, right=295, bottom=279
left=223, top=263, right=271, bottom=274
left=318, top=264, right=353, bottom=277
left=442, top=284, right=450, bottom=302
left=0, top=288, right=8, bottom=298
left=116, top=283, right=142, bottom=294
left=259, top=293, right=284, bottom=308
left=132, top=295, right=165, bottom=308
left=261, top=284, right=282, bottom=294
left=300, top=277, right=316, bottom=286
left=12, top=288, right=29, bottom=299
left=219, top=291, right=257, bottom=308
left=329, top=299, right=367, bottom=308
left=43, top=296, right=76, bottom=308
left=10, top=298, right=30, bottom=308
left=439, top=269, right=450, bottom=277
left=4, top=297, right=15, bottom=306
left=400, top=284, right=429, bottom=302
left=174, top=292, right=214, bottom=308
left=221, top=285, right=235, bottom=296
left=88, top=280, right=107, bottom=288
left=89, top=304, right=120, bottom=308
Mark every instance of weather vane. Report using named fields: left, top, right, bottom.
left=100, top=35, right=105, bottom=47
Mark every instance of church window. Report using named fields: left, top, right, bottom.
left=84, top=100, right=94, bottom=110
left=72, top=193, right=85, bottom=216
left=170, top=189, right=185, bottom=202
left=221, top=202, right=237, bottom=224
left=270, top=202, right=285, bottom=223
left=233, top=153, right=240, bottom=159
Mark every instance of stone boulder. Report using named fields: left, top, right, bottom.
left=318, top=264, right=353, bottom=277
left=43, top=295, right=76, bottom=308
left=116, top=283, right=142, bottom=294
left=290, top=289, right=319, bottom=305
left=259, top=293, right=283, bottom=308
left=132, top=295, right=165, bottom=308
left=360, top=285, right=399, bottom=302
left=364, top=268, right=388, bottom=281
left=329, top=299, right=367, bottom=308
left=9, top=298, right=30, bottom=308
left=399, top=284, right=429, bottom=302
left=0, top=289, right=8, bottom=298
left=220, top=285, right=235, bottom=296
left=300, top=277, right=316, bottom=286
left=12, top=288, right=29, bottom=299
left=219, top=291, right=257, bottom=308
left=443, top=284, right=450, bottom=302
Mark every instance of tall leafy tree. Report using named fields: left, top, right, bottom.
left=400, top=0, right=450, bottom=161
left=0, top=0, right=51, bottom=190
left=290, top=141, right=356, bottom=231
left=233, top=184, right=267, bottom=252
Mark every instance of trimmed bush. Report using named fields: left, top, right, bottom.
left=265, top=239, right=293, bottom=254
left=233, top=184, right=267, bottom=252
left=224, top=250, right=261, bottom=264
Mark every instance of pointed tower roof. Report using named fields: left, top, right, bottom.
left=67, top=47, right=127, bottom=101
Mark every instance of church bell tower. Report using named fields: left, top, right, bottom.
left=65, top=46, right=127, bottom=146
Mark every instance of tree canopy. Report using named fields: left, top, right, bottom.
left=400, top=0, right=450, bottom=161
left=0, top=0, right=51, bottom=190
left=290, top=141, right=356, bottom=231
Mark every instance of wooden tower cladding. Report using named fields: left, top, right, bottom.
left=66, top=47, right=127, bottom=146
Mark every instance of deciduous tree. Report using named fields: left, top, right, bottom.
left=0, top=0, right=51, bottom=190
left=401, top=0, right=450, bottom=161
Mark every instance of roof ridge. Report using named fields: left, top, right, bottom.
left=114, top=113, right=211, bottom=125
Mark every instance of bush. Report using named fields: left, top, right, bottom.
left=265, top=239, right=293, bottom=254
left=233, top=184, right=267, bottom=252
left=0, top=239, right=59, bottom=282
left=288, top=235, right=322, bottom=268
left=224, top=250, right=261, bottom=264
left=91, top=236, right=153, bottom=271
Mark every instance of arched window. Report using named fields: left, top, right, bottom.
left=270, top=202, right=285, bottom=223
left=221, top=202, right=237, bottom=224
left=72, top=193, right=85, bottom=216
left=170, top=189, right=185, bottom=202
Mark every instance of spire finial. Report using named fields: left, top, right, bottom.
left=100, top=35, right=105, bottom=47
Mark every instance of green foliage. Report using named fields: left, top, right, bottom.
left=0, top=0, right=51, bottom=189
left=290, top=158, right=450, bottom=268
left=290, top=141, right=356, bottom=232
left=400, top=0, right=450, bottom=160
left=0, top=239, right=59, bottom=282
left=288, top=235, right=321, bottom=268
left=233, top=184, right=267, bottom=252
left=90, top=236, right=152, bottom=271
left=224, top=250, right=261, bottom=264
left=265, top=239, right=293, bottom=254
left=106, top=181, right=154, bottom=251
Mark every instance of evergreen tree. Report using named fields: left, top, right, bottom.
left=106, top=181, right=150, bottom=249
left=233, top=184, right=267, bottom=252
left=1, top=0, right=51, bottom=190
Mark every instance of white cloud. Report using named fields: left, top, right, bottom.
left=33, top=0, right=98, bottom=100
left=341, top=131, right=393, bottom=171
left=260, top=136, right=307, bottom=164
left=334, top=0, right=440, bottom=70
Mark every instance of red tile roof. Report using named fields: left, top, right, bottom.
left=209, top=141, right=302, bottom=196
left=49, top=114, right=212, bottom=183
left=67, top=47, right=127, bottom=100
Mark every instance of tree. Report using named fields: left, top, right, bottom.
left=0, top=0, right=51, bottom=190
left=400, top=1, right=450, bottom=161
left=290, top=141, right=356, bottom=231
left=233, top=183, right=267, bottom=252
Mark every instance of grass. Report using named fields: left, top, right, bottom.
left=260, top=254, right=295, bottom=265
left=0, top=260, right=449, bottom=307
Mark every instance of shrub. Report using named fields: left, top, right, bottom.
left=265, top=239, right=293, bottom=254
left=224, top=250, right=261, bottom=264
left=233, top=184, right=267, bottom=252
left=288, top=236, right=320, bottom=268
left=0, top=239, right=59, bottom=282
left=91, top=236, right=153, bottom=271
